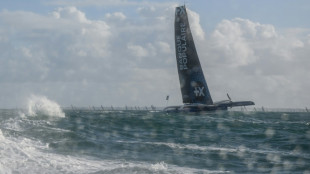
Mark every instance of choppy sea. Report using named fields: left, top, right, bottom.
left=1, top=106, right=310, bottom=173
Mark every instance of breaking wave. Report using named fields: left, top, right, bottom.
left=25, top=95, right=65, bottom=117
left=0, top=128, right=224, bottom=174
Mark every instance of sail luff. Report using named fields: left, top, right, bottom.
left=174, top=5, right=213, bottom=104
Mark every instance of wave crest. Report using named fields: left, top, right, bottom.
left=26, top=95, right=65, bottom=117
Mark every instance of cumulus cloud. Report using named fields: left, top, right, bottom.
left=52, top=6, right=90, bottom=23
left=210, top=18, right=277, bottom=67
left=0, top=5, right=309, bottom=108
left=187, top=9, right=205, bottom=41
left=127, top=43, right=149, bottom=58
left=197, top=18, right=310, bottom=107
left=48, top=0, right=176, bottom=8
left=105, top=12, right=126, bottom=21
left=0, top=5, right=176, bottom=107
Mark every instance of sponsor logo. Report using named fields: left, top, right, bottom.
left=176, top=23, right=188, bottom=70
left=191, top=81, right=207, bottom=100
left=194, top=87, right=205, bottom=97
left=176, top=6, right=186, bottom=16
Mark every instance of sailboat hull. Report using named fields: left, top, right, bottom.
left=164, top=105, right=218, bottom=112
left=163, top=101, right=255, bottom=112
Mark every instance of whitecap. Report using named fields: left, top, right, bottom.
left=25, top=95, right=65, bottom=118
left=0, top=133, right=228, bottom=174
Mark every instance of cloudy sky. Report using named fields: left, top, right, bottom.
left=0, top=0, right=310, bottom=108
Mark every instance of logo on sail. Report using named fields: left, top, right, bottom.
left=194, top=87, right=205, bottom=96
left=176, top=23, right=188, bottom=70
left=176, top=6, right=186, bottom=16
left=192, top=81, right=207, bottom=100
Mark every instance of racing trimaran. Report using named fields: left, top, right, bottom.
left=164, top=5, right=254, bottom=112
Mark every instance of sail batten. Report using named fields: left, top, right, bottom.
left=174, top=5, right=213, bottom=104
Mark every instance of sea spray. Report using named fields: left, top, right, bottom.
left=26, top=95, right=65, bottom=117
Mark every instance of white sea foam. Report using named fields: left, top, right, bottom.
left=144, top=141, right=310, bottom=160
left=2, top=118, right=24, bottom=132
left=18, top=111, right=26, bottom=118
left=25, top=95, right=65, bottom=117
left=143, top=141, right=238, bottom=153
left=151, top=161, right=168, bottom=171
left=0, top=129, right=228, bottom=174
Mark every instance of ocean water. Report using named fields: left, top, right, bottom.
left=1, top=107, right=310, bottom=173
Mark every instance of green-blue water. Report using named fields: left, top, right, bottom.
left=1, top=109, right=310, bottom=173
